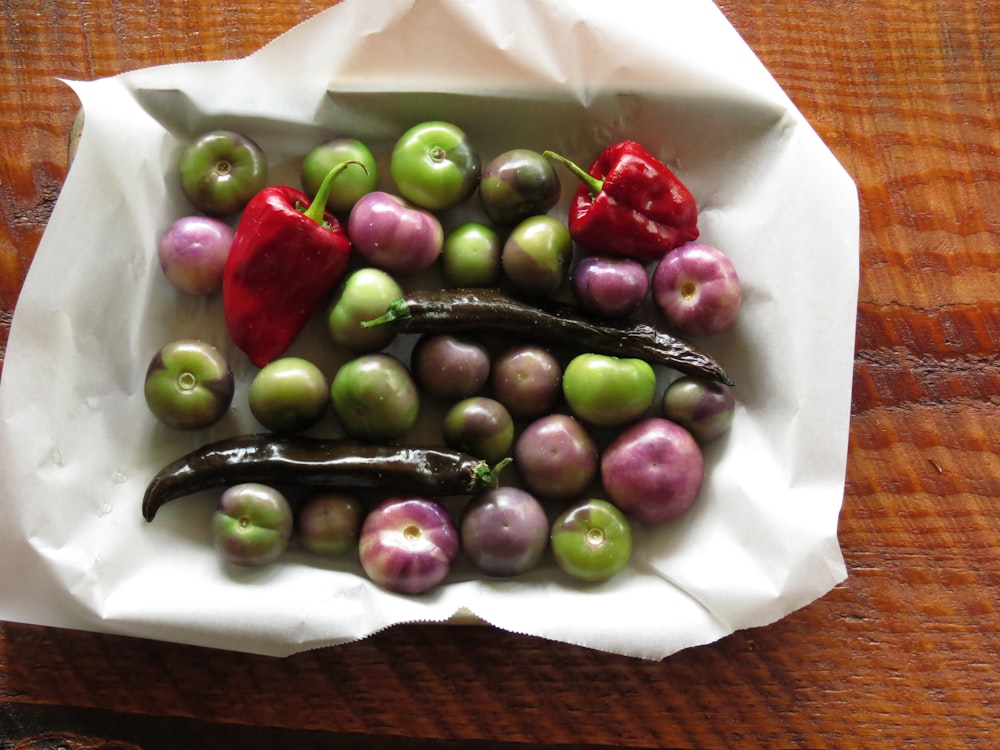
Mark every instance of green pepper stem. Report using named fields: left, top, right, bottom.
left=301, top=160, right=368, bottom=224
left=476, top=457, right=513, bottom=489
left=542, top=150, right=604, bottom=197
left=360, top=297, right=412, bottom=328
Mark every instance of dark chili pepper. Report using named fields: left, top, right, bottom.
left=544, top=142, right=699, bottom=261
left=222, top=161, right=364, bottom=367
left=363, top=288, right=734, bottom=386
left=143, top=433, right=505, bottom=522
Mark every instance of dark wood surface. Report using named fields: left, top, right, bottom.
left=2, top=1, right=999, bottom=746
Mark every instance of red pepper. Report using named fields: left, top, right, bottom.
left=544, top=142, right=699, bottom=262
left=222, top=162, right=362, bottom=367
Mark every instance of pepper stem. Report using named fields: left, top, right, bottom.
left=360, top=297, right=412, bottom=328
left=475, top=457, right=513, bottom=489
left=301, top=160, right=367, bottom=224
left=542, top=150, right=604, bottom=197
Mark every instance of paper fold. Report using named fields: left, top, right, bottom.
left=0, top=0, right=857, bottom=659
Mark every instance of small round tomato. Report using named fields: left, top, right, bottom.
left=479, top=148, right=561, bottom=226
left=213, top=483, right=293, bottom=567
left=330, top=354, right=419, bottom=442
left=300, top=138, right=378, bottom=214
left=551, top=498, right=632, bottom=583
left=441, top=222, right=501, bottom=287
left=143, top=339, right=234, bottom=430
left=389, top=121, right=481, bottom=211
left=327, top=267, right=404, bottom=353
left=296, top=492, right=364, bottom=556
left=157, top=215, right=233, bottom=296
left=562, top=353, right=656, bottom=428
left=248, top=357, right=329, bottom=434
left=178, top=130, right=268, bottom=216
left=501, top=215, right=572, bottom=297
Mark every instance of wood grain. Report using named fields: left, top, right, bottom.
left=1, top=0, right=999, bottom=746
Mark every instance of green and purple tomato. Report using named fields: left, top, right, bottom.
left=513, top=413, right=598, bottom=502
left=551, top=498, right=632, bottom=583
left=213, top=483, right=293, bottom=567
left=390, top=121, right=481, bottom=211
left=347, top=191, right=444, bottom=276
left=442, top=397, right=514, bottom=464
left=300, top=138, right=378, bottom=214
left=296, top=492, right=364, bottom=556
left=441, top=222, right=501, bottom=287
left=411, top=334, right=490, bottom=402
left=248, top=356, right=329, bottom=434
left=358, top=496, right=459, bottom=594
left=652, top=242, right=742, bottom=336
left=327, top=267, right=403, bottom=353
left=479, top=148, right=561, bottom=226
left=330, top=353, right=419, bottom=442
left=571, top=255, right=649, bottom=318
left=143, top=339, right=234, bottom=430
left=501, top=214, right=572, bottom=297
left=178, top=130, right=268, bottom=216
left=157, top=215, right=234, bottom=296
left=460, top=487, right=549, bottom=577
left=662, top=375, right=736, bottom=443
left=490, top=344, right=562, bottom=419
left=562, top=353, right=656, bottom=428
left=601, top=418, right=704, bottom=523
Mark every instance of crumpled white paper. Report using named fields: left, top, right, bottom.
left=0, top=0, right=858, bottom=659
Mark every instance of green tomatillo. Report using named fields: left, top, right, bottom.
left=178, top=130, right=268, bottom=216
left=562, top=353, right=656, bottom=428
left=301, top=138, right=379, bottom=214
left=390, top=121, right=481, bottom=211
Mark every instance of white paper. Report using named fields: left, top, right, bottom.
left=0, top=0, right=858, bottom=659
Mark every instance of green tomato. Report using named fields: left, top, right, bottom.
left=296, top=492, right=363, bottom=556
left=562, top=353, right=656, bottom=428
left=178, top=130, right=268, bottom=216
left=390, top=121, right=481, bottom=211
left=143, top=339, right=234, bottom=430
left=479, top=148, right=561, bottom=226
left=551, top=498, right=632, bottom=583
left=330, top=353, right=419, bottom=441
left=501, top=215, right=572, bottom=297
left=300, top=138, right=378, bottom=214
left=327, top=268, right=403, bottom=353
left=213, top=483, right=293, bottom=567
left=248, top=357, right=329, bottom=434
left=441, top=222, right=501, bottom=287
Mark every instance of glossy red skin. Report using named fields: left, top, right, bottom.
left=460, top=487, right=549, bottom=577
left=347, top=191, right=443, bottom=276
left=662, top=375, right=736, bottom=443
left=359, top=497, right=459, bottom=595
left=652, top=242, right=742, bottom=337
left=158, top=215, right=234, bottom=296
left=223, top=185, right=352, bottom=367
left=601, top=418, right=704, bottom=523
left=571, top=255, right=649, bottom=318
left=513, top=414, right=599, bottom=501
left=490, top=345, right=562, bottom=419
left=411, top=334, right=490, bottom=402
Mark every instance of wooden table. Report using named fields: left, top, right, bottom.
left=1, top=1, right=997, bottom=747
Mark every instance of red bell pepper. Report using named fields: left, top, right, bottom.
left=222, top=162, right=362, bottom=367
left=544, top=141, right=699, bottom=262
